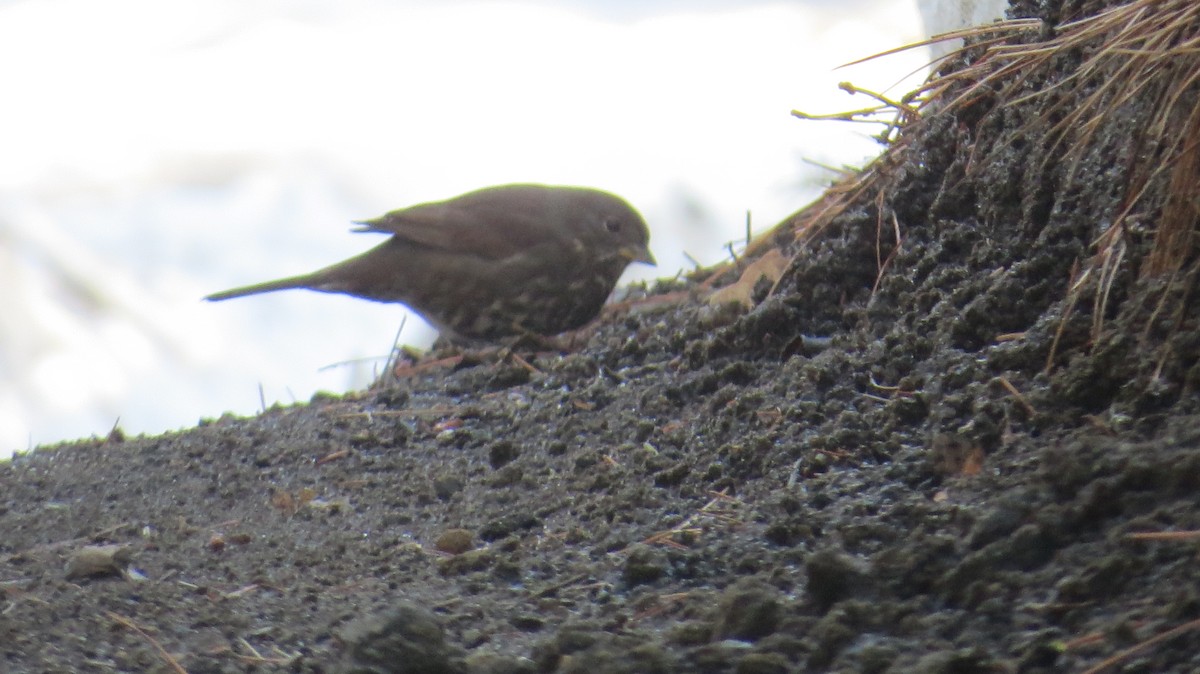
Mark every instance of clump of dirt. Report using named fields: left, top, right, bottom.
left=4, top=0, right=1200, bottom=672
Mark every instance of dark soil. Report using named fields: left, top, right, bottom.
left=5, top=1, right=1200, bottom=672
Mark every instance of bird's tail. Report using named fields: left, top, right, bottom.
left=204, top=274, right=316, bottom=302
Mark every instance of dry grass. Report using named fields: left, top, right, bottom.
left=780, top=0, right=1199, bottom=356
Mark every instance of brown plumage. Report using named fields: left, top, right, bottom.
left=205, top=183, right=655, bottom=342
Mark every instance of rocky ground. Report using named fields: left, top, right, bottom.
left=4, top=0, right=1200, bottom=672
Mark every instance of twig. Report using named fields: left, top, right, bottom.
left=1125, top=530, right=1200, bottom=541
left=997, top=376, right=1037, bottom=417
left=0, top=522, right=133, bottom=563
left=1080, top=617, right=1200, bottom=674
left=105, top=611, right=189, bottom=674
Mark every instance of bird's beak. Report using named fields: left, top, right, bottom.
left=621, top=245, right=656, bottom=267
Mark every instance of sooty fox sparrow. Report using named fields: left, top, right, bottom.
left=205, top=183, right=655, bottom=342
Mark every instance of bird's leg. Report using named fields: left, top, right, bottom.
left=506, top=324, right=585, bottom=355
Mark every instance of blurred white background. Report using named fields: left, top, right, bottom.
left=0, top=0, right=1003, bottom=455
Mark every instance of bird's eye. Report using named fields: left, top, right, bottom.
left=604, top=218, right=621, bottom=234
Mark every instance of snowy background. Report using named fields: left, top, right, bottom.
left=1, top=0, right=1005, bottom=455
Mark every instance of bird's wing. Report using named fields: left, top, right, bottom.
left=353, top=185, right=563, bottom=262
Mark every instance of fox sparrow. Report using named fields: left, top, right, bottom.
left=205, top=183, right=655, bottom=342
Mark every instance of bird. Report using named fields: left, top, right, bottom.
left=205, top=183, right=655, bottom=342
